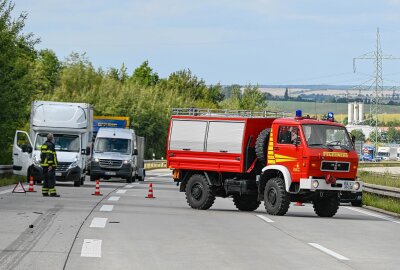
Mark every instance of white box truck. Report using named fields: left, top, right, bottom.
left=376, top=146, right=398, bottom=161
left=90, top=127, right=145, bottom=183
left=12, top=101, right=93, bottom=186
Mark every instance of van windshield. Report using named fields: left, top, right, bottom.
left=94, top=138, right=131, bottom=154
left=302, top=125, right=353, bottom=151
left=35, top=133, right=80, bottom=152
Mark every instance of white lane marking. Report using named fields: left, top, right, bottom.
left=0, top=188, right=13, bottom=195
left=125, top=184, right=134, bottom=188
left=157, top=173, right=171, bottom=177
left=100, top=205, right=114, bottom=211
left=308, top=243, right=349, bottom=261
left=116, top=189, right=127, bottom=194
left=81, top=239, right=102, bottom=257
left=344, top=206, right=400, bottom=224
left=256, top=215, right=274, bottom=223
left=108, top=196, right=120, bottom=201
left=90, top=218, right=108, bottom=228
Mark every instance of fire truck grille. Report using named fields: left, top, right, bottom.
left=56, top=162, right=72, bottom=172
left=99, top=159, right=122, bottom=168
left=321, top=161, right=350, bottom=172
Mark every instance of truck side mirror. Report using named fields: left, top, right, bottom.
left=351, top=135, right=356, bottom=145
left=133, top=149, right=138, bottom=155
left=26, top=145, right=33, bottom=153
left=293, top=138, right=301, bottom=146
left=86, top=146, right=91, bottom=156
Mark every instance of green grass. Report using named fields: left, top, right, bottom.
left=358, top=171, right=400, bottom=188
left=0, top=175, right=25, bottom=187
left=359, top=161, right=400, bottom=168
left=362, top=192, right=400, bottom=214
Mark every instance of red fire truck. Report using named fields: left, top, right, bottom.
left=167, top=108, right=362, bottom=217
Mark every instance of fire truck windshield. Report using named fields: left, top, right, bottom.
left=302, top=124, right=353, bottom=151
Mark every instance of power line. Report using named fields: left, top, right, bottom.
left=353, top=28, right=400, bottom=149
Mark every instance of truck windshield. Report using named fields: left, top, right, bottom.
left=302, top=125, right=353, bottom=150
left=35, top=133, right=80, bottom=152
left=94, top=138, right=131, bottom=154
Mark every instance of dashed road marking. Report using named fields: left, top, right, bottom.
left=344, top=206, right=400, bottom=224
left=0, top=188, right=13, bottom=195
left=81, top=239, right=102, bottom=257
left=108, top=196, right=120, bottom=201
left=256, top=215, right=274, bottom=223
left=90, top=218, right=108, bottom=228
left=308, top=243, right=349, bottom=261
left=116, top=189, right=127, bottom=194
left=125, top=184, right=134, bottom=188
left=100, top=205, right=114, bottom=212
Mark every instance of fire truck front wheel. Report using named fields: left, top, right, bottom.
left=233, top=194, right=260, bottom=211
left=264, top=177, right=290, bottom=216
left=313, top=195, right=339, bottom=217
left=185, top=174, right=216, bottom=210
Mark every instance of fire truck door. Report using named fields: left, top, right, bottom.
left=273, top=126, right=303, bottom=181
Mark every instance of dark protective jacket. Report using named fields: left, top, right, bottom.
left=40, top=140, right=58, bottom=167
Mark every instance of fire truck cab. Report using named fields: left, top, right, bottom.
left=167, top=109, right=362, bottom=217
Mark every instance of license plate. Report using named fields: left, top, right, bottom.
left=55, top=172, right=62, bottom=176
left=343, top=181, right=354, bottom=190
left=105, top=171, right=116, bottom=176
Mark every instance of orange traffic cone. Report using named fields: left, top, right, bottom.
left=92, top=180, right=103, bottom=196
left=27, top=176, right=36, bottom=192
left=295, top=201, right=304, bottom=206
left=145, top=183, right=155, bottom=198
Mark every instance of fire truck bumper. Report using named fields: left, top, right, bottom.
left=300, top=178, right=363, bottom=192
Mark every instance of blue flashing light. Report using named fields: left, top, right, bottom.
left=327, top=112, right=334, bottom=121
left=295, top=110, right=302, bottom=118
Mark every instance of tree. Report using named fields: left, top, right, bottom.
left=368, top=130, right=382, bottom=143
left=131, top=60, right=159, bottom=86
left=350, top=129, right=365, bottom=142
left=284, top=88, right=289, bottom=100
left=386, top=127, right=400, bottom=143
left=0, top=0, right=38, bottom=163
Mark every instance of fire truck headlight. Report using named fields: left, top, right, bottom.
left=353, top=182, right=360, bottom=190
left=312, top=180, right=319, bottom=189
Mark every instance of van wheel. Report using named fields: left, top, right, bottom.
left=80, top=176, right=85, bottom=186
left=74, top=180, right=81, bottom=187
left=233, top=194, right=260, bottom=211
left=264, top=177, right=290, bottom=216
left=313, top=195, right=339, bottom=217
left=185, top=174, right=215, bottom=210
left=126, top=175, right=133, bottom=183
left=255, top=128, right=271, bottom=166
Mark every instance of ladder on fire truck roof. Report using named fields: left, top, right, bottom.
left=172, top=108, right=293, bottom=118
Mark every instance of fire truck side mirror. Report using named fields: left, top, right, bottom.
left=351, top=135, right=356, bottom=145
left=293, top=138, right=301, bottom=146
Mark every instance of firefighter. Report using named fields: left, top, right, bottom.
left=40, top=133, right=60, bottom=197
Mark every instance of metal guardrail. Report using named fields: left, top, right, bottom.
left=144, top=160, right=167, bottom=169
left=363, top=183, right=400, bottom=199
left=0, top=165, right=13, bottom=175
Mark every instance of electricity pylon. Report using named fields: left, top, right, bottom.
left=353, top=28, right=400, bottom=149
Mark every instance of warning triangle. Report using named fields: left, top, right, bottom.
left=12, top=182, right=26, bottom=193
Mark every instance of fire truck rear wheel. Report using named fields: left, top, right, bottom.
left=255, top=128, right=271, bottom=166
left=264, top=177, right=290, bottom=216
left=185, top=174, right=215, bottom=210
left=313, top=195, right=339, bottom=217
left=233, top=194, right=260, bottom=211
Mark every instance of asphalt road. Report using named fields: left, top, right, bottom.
left=0, top=169, right=399, bottom=270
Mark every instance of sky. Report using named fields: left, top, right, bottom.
left=14, top=0, right=400, bottom=85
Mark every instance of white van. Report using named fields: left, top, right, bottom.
left=90, top=128, right=145, bottom=183
left=13, top=101, right=93, bottom=186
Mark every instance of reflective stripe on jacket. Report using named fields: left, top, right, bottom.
left=40, top=140, right=58, bottom=167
